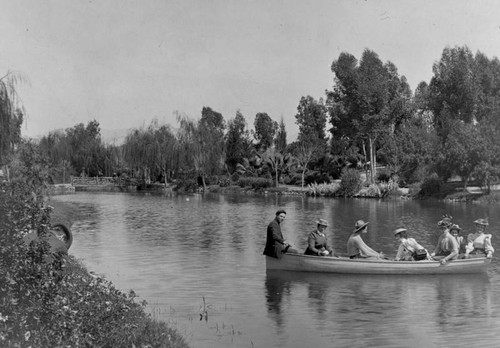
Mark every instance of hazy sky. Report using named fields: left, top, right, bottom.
left=2, top=0, right=500, bottom=141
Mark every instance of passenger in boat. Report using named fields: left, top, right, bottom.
left=263, top=209, right=298, bottom=259
left=465, top=218, right=494, bottom=259
left=347, top=220, right=384, bottom=259
left=449, top=224, right=465, bottom=255
left=393, top=228, right=429, bottom=261
left=430, top=216, right=459, bottom=264
left=304, top=219, right=334, bottom=256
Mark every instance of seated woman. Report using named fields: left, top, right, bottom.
left=393, top=228, right=429, bottom=261
left=430, top=216, right=459, bottom=265
left=304, top=219, right=334, bottom=256
left=347, top=220, right=384, bottom=259
left=465, top=218, right=494, bottom=258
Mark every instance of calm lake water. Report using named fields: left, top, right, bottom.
left=52, top=192, right=500, bottom=348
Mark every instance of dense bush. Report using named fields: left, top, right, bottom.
left=338, top=168, right=362, bottom=197
left=420, top=173, right=441, bottom=196
left=174, top=178, right=199, bottom=193
left=237, top=176, right=272, bottom=189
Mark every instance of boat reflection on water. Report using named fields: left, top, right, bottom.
left=264, top=270, right=494, bottom=346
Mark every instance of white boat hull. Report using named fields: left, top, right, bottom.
left=266, top=253, right=491, bottom=275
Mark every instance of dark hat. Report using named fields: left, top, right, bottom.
left=394, top=228, right=407, bottom=236
left=474, top=218, right=489, bottom=226
left=354, top=220, right=369, bottom=232
left=276, top=209, right=286, bottom=216
left=316, top=219, right=328, bottom=227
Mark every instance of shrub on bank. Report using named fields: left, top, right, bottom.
left=338, top=168, right=362, bottom=197
left=0, top=181, right=189, bottom=348
left=420, top=173, right=441, bottom=196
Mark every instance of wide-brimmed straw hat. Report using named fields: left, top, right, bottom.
left=354, top=220, right=369, bottom=232
left=394, top=228, right=407, bottom=236
left=449, top=224, right=461, bottom=233
left=474, top=218, right=489, bottom=226
left=316, top=219, right=328, bottom=227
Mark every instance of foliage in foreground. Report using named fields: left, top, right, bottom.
left=0, top=180, right=189, bottom=348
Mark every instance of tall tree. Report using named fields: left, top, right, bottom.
left=253, top=112, right=278, bottom=151
left=274, top=116, right=287, bottom=152
left=225, top=111, right=252, bottom=174
left=295, top=95, right=327, bottom=147
left=198, top=106, right=226, bottom=179
left=428, top=46, right=477, bottom=140
left=65, top=120, right=105, bottom=177
left=327, top=49, right=411, bottom=182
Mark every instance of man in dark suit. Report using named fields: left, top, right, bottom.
left=263, top=209, right=296, bottom=259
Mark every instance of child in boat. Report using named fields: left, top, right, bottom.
left=449, top=224, right=466, bottom=256
left=347, top=220, right=384, bottom=259
left=304, top=219, right=334, bottom=256
left=393, top=228, right=429, bottom=261
left=465, top=218, right=494, bottom=258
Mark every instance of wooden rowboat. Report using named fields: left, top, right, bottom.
left=266, top=253, right=492, bottom=275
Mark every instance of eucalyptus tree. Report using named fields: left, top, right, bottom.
left=253, top=112, right=278, bottom=151
left=424, top=47, right=500, bottom=183
left=439, top=120, right=487, bottom=188
left=295, top=95, right=328, bottom=146
left=378, top=117, right=438, bottom=184
left=0, top=71, right=26, bottom=166
left=327, top=49, right=411, bottom=182
left=428, top=46, right=477, bottom=141
left=294, top=95, right=328, bottom=177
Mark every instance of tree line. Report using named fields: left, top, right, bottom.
left=3, top=45, right=500, bottom=192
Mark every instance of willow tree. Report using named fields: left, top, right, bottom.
left=175, top=113, right=205, bottom=186
left=0, top=71, right=26, bottom=167
left=123, top=127, right=157, bottom=182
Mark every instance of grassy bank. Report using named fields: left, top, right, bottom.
left=0, top=182, right=190, bottom=348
